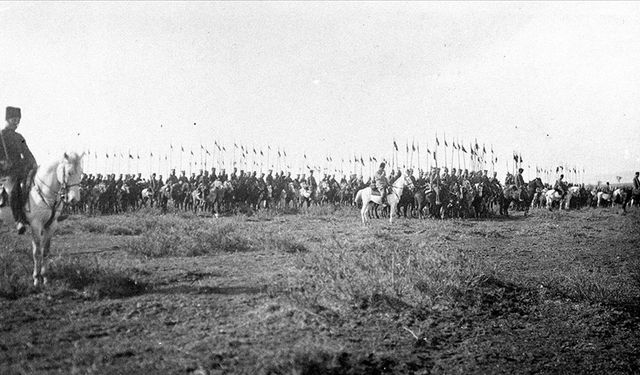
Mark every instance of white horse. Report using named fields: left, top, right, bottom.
left=544, top=187, right=574, bottom=210
left=597, top=191, right=612, bottom=207
left=356, top=171, right=408, bottom=224
left=0, top=152, right=84, bottom=287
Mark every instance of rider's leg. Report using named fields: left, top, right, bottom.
left=10, top=179, right=27, bottom=234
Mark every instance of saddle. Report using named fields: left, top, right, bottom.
left=370, top=186, right=381, bottom=196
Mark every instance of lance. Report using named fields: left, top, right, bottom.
left=410, top=141, right=414, bottom=169
left=443, top=132, right=447, bottom=169
left=457, top=139, right=461, bottom=170
left=404, top=141, right=408, bottom=169
left=451, top=140, right=455, bottom=170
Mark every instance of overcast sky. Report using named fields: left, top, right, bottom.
left=1, top=2, right=638, bottom=181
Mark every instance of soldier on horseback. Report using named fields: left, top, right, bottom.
left=554, top=174, right=567, bottom=198
left=0, top=107, right=38, bottom=234
left=515, top=168, right=526, bottom=200
left=373, top=162, right=389, bottom=205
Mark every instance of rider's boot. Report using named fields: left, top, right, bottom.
left=10, top=183, right=27, bottom=235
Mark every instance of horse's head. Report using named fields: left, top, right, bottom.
left=58, top=152, right=84, bottom=203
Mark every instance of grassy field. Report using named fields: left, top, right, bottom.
left=1, top=206, right=639, bottom=374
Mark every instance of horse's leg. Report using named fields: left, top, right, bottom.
left=360, top=200, right=367, bottom=224
left=40, top=230, right=53, bottom=286
left=31, top=230, right=43, bottom=287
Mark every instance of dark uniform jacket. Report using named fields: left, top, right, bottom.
left=0, top=127, right=37, bottom=178
left=515, top=173, right=525, bottom=189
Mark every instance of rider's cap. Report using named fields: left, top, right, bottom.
left=6, top=106, right=21, bottom=120
left=518, top=168, right=524, bottom=173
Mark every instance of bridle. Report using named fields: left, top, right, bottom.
left=35, top=163, right=80, bottom=211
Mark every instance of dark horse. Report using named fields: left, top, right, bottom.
left=500, top=178, right=544, bottom=216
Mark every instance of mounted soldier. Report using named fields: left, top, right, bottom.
left=554, top=174, right=567, bottom=198
left=308, top=170, right=317, bottom=198
left=515, top=168, right=526, bottom=198
left=373, top=162, right=389, bottom=205
left=0, top=107, right=38, bottom=234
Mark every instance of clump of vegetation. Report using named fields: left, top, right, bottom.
left=0, top=240, right=33, bottom=299
left=81, top=221, right=107, bottom=233
left=48, top=256, right=146, bottom=299
left=106, top=225, right=142, bottom=236
left=298, top=237, right=489, bottom=311
left=263, top=233, right=308, bottom=253
left=126, top=217, right=252, bottom=258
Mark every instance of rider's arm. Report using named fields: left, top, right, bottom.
left=18, top=134, right=37, bottom=168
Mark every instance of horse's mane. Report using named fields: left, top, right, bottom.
left=37, top=152, right=83, bottom=179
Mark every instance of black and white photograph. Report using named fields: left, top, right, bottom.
left=1, top=2, right=639, bottom=374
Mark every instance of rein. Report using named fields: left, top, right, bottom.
left=34, top=163, right=79, bottom=212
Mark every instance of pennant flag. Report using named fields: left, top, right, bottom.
left=260, top=150, right=264, bottom=156
left=278, top=150, right=281, bottom=157
left=253, top=148, right=257, bottom=154
left=444, top=138, right=448, bottom=147
left=513, top=152, right=518, bottom=162
left=304, top=154, right=307, bottom=159
left=436, top=136, right=440, bottom=146
left=283, top=149, right=287, bottom=157
left=483, top=144, right=486, bottom=153
left=461, top=145, right=467, bottom=153
left=170, top=144, right=173, bottom=150
left=412, top=141, right=416, bottom=152
left=190, top=150, right=194, bottom=156
left=181, top=146, right=184, bottom=152
left=200, top=144, right=204, bottom=149
left=393, top=140, right=399, bottom=151
left=475, top=139, right=479, bottom=150
left=137, top=154, right=140, bottom=159
left=150, top=152, right=153, bottom=157
left=519, top=154, right=523, bottom=163
left=106, top=153, right=109, bottom=159
left=234, top=143, right=238, bottom=148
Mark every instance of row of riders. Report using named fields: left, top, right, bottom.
left=69, top=161, right=639, bottom=220
left=4, top=105, right=634, bottom=228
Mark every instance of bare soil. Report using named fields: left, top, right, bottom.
left=1, top=207, right=639, bottom=374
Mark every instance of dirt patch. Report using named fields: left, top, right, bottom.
left=1, top=208, right=639, bottom=374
